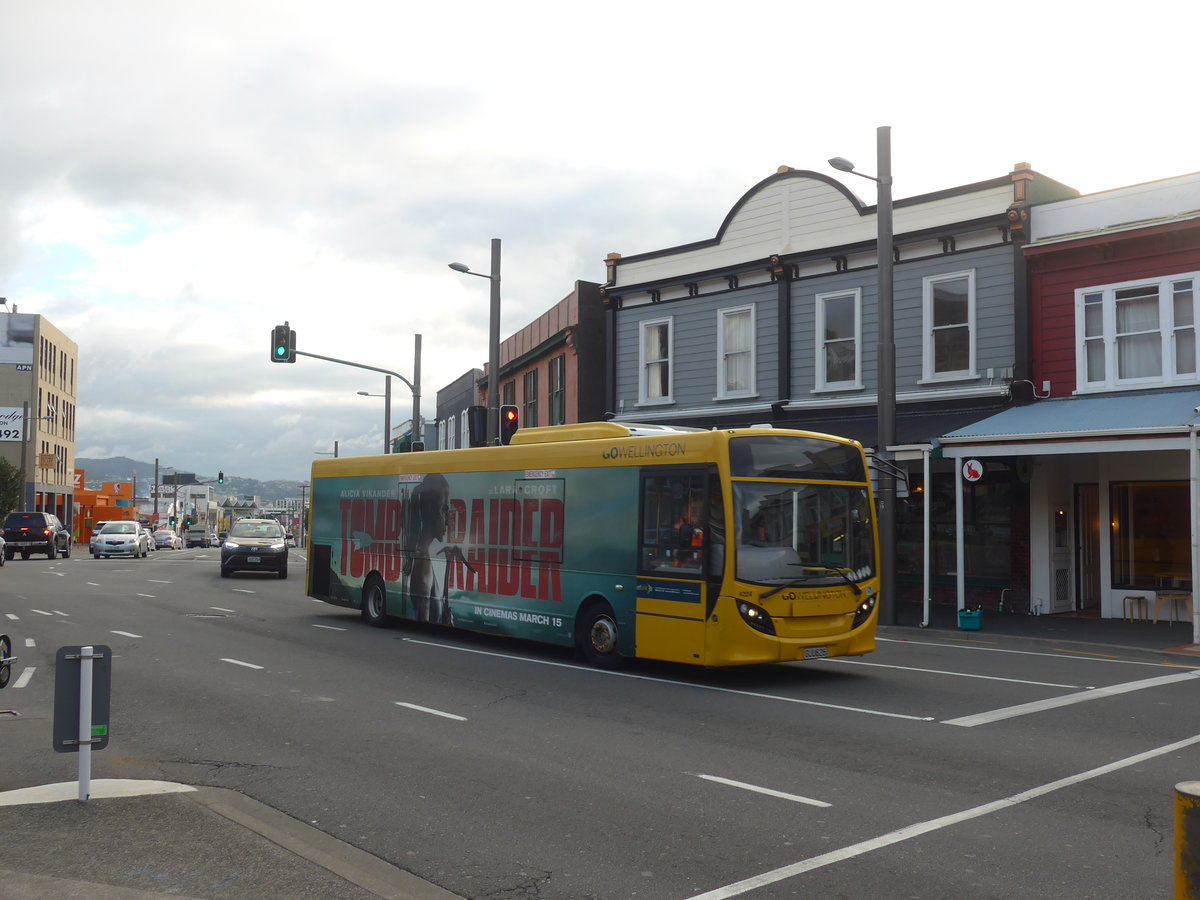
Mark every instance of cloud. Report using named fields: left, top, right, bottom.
left=2, top=0, right=1198, bottom=483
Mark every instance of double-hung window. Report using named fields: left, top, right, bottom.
left=548, top=354, right=566, bottom=425
left=815, top=289, right=861, bottom=390
left=717, top=305, right=755, bottom=399
left=922, top=270, right=976, bottom=382
left=1076, top=273, right=1198, bottom=392
left=522, top=369, right=538, bottom=427
left=639, top=317, right=673, bottom=404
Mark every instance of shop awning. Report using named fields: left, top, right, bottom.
left=939, top=388, right=1200, bottom=457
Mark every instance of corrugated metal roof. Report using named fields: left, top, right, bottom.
left=942, top=389, right=1200, bottom=441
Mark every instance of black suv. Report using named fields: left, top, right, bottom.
left=3, top=511, right=72, bottom=560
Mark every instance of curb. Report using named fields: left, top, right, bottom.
left=186, top=787, right=462, bottom=900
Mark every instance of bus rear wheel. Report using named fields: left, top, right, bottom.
left=577, top=601, right=623, bottom=669
left=361, top=575, right=388, bottom=627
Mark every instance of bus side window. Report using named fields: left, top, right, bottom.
left=640, top=473, right=707, bottom=573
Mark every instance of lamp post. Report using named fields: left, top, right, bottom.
left=19, top=402, right=56, bottom=511
left=298, top=481, right=309, bottom=546
left=449, top=238, right=502, bottom=445
left=830, top=125, right=896, bottom=625
left=356, top=374, right=393, bottom=454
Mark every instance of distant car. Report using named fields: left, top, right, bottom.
left=2, top=511, right=72, bottom=560
left=93, top=521, right=149, bottom=558
left=140, top=526, right=157, bottom=552
left=88, top=522, right=112, bottom=557
left=221, top=518, right=288, bottom=579
left=153, top=529, right=182, bottom=550
left=286, top=534, right=297, bottom=548
left=184, top=525, right=210, bottom=548
left=208, top=532, right=220, bottom=547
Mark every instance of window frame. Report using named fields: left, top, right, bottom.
left=921, top=270, right=977, bottom=383
left=814, top=288, right=863, bottom=391
left=548, top=354, right=566, bottom=425
left=715, top=304, right=757, bottom=400
left=522, top=368, right=538, bottom=428
left=1074, top=271, right=1200, bottom=393
left=638, top=316, right=674, bottom=406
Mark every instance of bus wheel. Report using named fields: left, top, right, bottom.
left=577, top=601, right=623, bottom=669
left=361, top=575, right=389, bottom=627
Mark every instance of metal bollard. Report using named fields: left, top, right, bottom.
left=1178, top=781, right=1200, bottom=898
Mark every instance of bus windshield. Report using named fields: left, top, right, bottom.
left=733, top=482, right=874, bottom=588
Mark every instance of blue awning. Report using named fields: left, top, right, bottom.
left=939, top=388, right=1200, bottom=455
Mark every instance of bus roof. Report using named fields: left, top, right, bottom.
left=508, top=421, right=705, bottom=445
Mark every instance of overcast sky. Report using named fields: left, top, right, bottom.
left=3, top=1, right=1196, bottom=484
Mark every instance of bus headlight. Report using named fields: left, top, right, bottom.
left=737, top=600, right=776, bottom=635
left=852, top=593, right=877, bottom=628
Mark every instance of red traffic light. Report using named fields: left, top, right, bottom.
left=499, top=405, right=519, bottom=445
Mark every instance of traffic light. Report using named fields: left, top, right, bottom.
left=169, top=516, right=177, bottom=526
left=217, top=471, right=224, bottom=484
left=499, top=405, right=519, bottom=445
left=270, top=323, right=296, bottom=363
left=467, top=405, right=487, bottom=447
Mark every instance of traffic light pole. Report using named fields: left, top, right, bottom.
left=292, top=344, right=422, bottom=452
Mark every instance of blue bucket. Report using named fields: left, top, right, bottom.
left=958, top=609, right=982, bottom=631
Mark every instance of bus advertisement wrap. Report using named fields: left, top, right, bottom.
left=307, top=423, right=880, bottom=668
left=315, top=467, right=636, bottom=646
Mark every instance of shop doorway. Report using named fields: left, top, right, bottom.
left=1074, top=484, right=1101, bottom=612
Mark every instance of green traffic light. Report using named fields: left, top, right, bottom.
left=274, top=345, right=286, bottom=357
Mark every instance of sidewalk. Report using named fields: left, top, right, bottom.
left=884, top=599, right=1200, bottom=660
left=0, top=781, right=461, bottom=900
left=1, top=611, right=1195, bottom=900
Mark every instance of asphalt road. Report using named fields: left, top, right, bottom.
left=2, top=547, right=1197, bottom=899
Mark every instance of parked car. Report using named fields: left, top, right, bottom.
left=2, top=511, right=72, bottom=560
left=221, top=518, right=289, bottom=579
left=153, top=529, right=182, bottom=550
left=92, top=521, right=149, bottom=558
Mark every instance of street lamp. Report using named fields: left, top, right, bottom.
left=830, top=125, right=896, bottom=625
left=19, top=403, right=56, bottom=511
left=449, top=238, right=502, bottom=445
left=356, top=374, right=393, bottom=454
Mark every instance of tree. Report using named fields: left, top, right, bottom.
left=0, top=458, right=24, bottom=517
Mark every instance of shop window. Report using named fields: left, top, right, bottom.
left=895, top=464, right=1013, bottom=582
left=1110, top=481, right=1191, bottom=589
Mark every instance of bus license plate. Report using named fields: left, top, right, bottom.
left=247, top=555, right=260, bottom=563
left=803, top=647, right=828, bottom=660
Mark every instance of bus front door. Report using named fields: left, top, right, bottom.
left=635, top=576, right=707, bottom=665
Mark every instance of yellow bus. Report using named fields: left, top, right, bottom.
left=306, top=422, right=879, bottom=667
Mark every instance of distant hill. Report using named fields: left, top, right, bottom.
left=76, top=457, right=302, bottom=503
